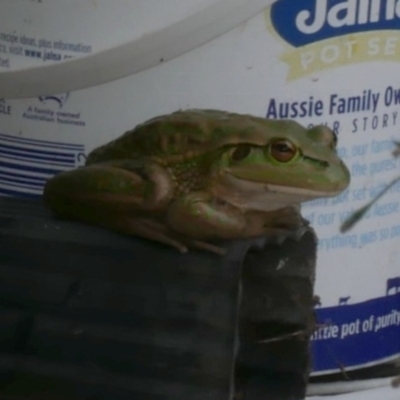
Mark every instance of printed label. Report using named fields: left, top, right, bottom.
left=0, top=99, right=12, bottom=116
left=270, top=0, right=400, bottom=47
left=266, top=0, right=400, bottom=374
left=267, top=1, right=400, bottom=80
left=0, top=132, right=85, bottom=199
left=312, top=291, right=400, bottom=374
left=0, top=30, right=92, bottom=68
left=22, top=93, right=87, bottom=127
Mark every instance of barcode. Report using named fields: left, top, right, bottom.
left=0, top=132, right=85, bottom=199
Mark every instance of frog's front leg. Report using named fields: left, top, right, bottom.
left=166, top=192, right=248, bottom=240
left=167, top=192, right=305, bottom=242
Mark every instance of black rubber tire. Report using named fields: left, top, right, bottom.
left=0, top=197, right=317, bottom=400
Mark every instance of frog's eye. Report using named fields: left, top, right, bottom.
left=269, top=139, right=298, bottom=163
left=308, top=126, right=337, bottom=148
left=230, top=144, right=252, bottom=162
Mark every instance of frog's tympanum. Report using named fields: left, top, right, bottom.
left=43, top=109, right=350, bottom=254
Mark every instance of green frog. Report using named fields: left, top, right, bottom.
left=43, top=109, right=350, bottom=254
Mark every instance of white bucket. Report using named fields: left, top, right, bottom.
left=0, top=0, right=399, bottom=377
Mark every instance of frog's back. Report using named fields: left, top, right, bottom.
left=86, top=109, right=303, bottom=164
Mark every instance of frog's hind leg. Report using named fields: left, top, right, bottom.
left=43, top=161, right=191, bottom=252
left=44, top=163, right=227, bottom=255
left=43, top=160, right=174, bottom=214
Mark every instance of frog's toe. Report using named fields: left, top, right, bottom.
left=187, top=239, right=227, bottom=255
left=274, top=225, right=310, bottom=245
left=294, top=226, right=310, bottom=241
left=137, top=221, right=189, bottom=253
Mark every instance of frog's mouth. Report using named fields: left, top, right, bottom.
left=225, top=160, right=349, bottom=195
left=214, top=174, right=344, bottom=212
left=265, top=183, right=343, bottom=198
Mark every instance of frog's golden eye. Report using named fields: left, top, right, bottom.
left=230, top=144, right=252, bottom=162
left=269, top=139, right=298, bottom=163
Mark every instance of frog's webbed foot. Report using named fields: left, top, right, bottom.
left=260, top=213, right=310, bottom=245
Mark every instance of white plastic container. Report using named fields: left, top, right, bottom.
left=0, top=0, right=399, bottom=376
left=0, top=0, right=275, bottom=97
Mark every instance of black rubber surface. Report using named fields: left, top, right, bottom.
left=0, top=196, right=317, bottom=400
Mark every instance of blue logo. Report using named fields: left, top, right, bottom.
left=270, top=0, right=400, bottom=48
left=38, top=92, right=70, bottom=109
left=311, top=292, right=400, bottom=373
